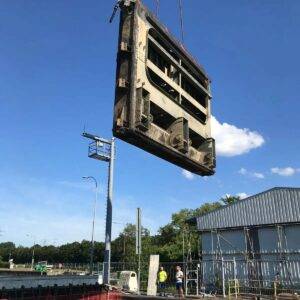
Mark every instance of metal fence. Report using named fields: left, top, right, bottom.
left=13, top=258, right=300, bottom=297
left=228, top=279, right=300, bottom=299
left=108, top=261, right=185, bottom=294
left=201, top=259, right=300, bottom=285
left=202, top=258, right=300, bottom=298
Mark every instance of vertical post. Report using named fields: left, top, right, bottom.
left=31, top=248, right=35, bottom=270
left=103, top=138, right=115, bottom=285
left=222, top=257, right=226, bottom=298
left=31, top=237, right=35, bottom=270
left=182, top=230, right=186, bottom=296
left=234, top=280, right=237, bottom=299
left=182, top=230, right=185, bottom=263
left=211, top=230, right=215, bottom=284
left=233, top=257, right=237, bottom=298
left=136, top=207, right=142, bottom=294
left=274, top=281, right=277, bottom=299
left=196, top=264, right=200, bottom=295
left=86, top=178, right=98, bottom=274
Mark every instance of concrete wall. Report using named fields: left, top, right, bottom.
left=0, top=275, right=100, bottom=290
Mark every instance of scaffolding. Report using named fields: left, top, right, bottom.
left=276, top=225, right=293, bottom=286
left=184, top=233, right=200, bottom=296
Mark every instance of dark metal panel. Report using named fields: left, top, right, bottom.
left=258, top=227, right=278, bottom=253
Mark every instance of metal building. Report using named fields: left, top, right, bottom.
left=196, top=187, right=300, bottom=285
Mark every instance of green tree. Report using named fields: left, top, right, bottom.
left=111, top=223, right=154, bottom=264
left=155, top=202, right=222, bottom=261
left=220, top=195, right=240, bottom=205
left=194, top=202, right=222, bottom=216
left=0, top=242, right=15, bottom=262
left=0, top=198, right=226, bottom=263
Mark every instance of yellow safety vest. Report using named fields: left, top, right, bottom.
left=158, top=271, right=167, bottom=282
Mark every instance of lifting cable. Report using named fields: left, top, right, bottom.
left=155, top=0, right=159, bottom=17
left=154, top=0, right=184, bottom=44
left=178, top=0, right=185, bottom=44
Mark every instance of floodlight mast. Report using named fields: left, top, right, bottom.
left=82, top=132, right=110, bottom=144
left=82, top=131, right=115, bottom=285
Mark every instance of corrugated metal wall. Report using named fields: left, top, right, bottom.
left=197, top=188, right=300, bottom=231
left=201, top=224, right=300, bottom=284
left=202, top=229, right=245, bottom=255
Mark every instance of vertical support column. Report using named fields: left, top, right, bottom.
left=103, top=138, right=115, bottom=285
left=136, top=207, right=142, bottom=294
left=196, top=264, right=200, bottom=295
left=182, top=230, right=187, bottom=296
left=89, top=181, right=98, bottom=274
left=233, top=257, right=237, bottom=299
left=147, top=255, right=160, bottom=296
left=222, top=257, right=226, bottom=298
left=31, top=248, right=35, bottom=271
left=211, top=230, right=215, bottom=285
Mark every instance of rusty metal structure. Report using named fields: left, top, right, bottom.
left=113, top=0, right=215, bottom=176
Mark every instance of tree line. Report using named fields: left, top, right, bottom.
left=0, top=195, right=239, bottom=264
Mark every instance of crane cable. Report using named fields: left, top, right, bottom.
left=178, top=0, right=185, bottom=44
left=155, top=0, right=159, bottom=17
left=154, top=0, right=184, bottom=44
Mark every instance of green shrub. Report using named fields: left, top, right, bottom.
left=0, top=261, right=9, bottom=268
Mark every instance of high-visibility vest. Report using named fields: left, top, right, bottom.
left=158, top=271, right=167, bottom=282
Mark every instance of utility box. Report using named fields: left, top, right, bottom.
left=113, top=0, right=215, bottom=176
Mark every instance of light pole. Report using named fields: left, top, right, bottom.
left=83, top=176, right=98, bottom=274
left=82, top=132, right=115, bottom=285
left=26, top=234, right=36, bottom=270
left=136, top=208, right=142, bottom=294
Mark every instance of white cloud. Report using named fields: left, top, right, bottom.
left=253, top=172, right=265, bottom=179
left=182, top=169, right=195, bottom=180
left=271, top=167, right=300, bottom=177
left=238, top=168, right=247, bottom=175
left=238, top=168, right=265, bottom=179
left=211, top=116, right=265, bottom=157
left=237, top=192, right=249, bottom=199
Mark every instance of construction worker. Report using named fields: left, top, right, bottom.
left=158, top=266, right=167, bottom=296
left=175, top=265, right=184, bottom=299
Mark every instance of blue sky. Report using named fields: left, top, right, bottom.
left=0, top=0, right=299, bottom=246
